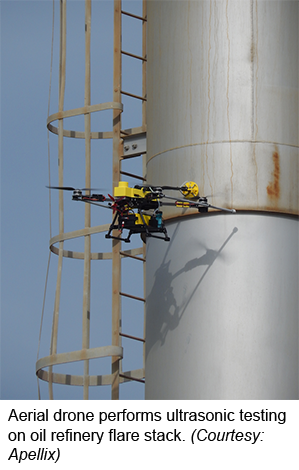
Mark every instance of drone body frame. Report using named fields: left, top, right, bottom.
left=47, top=181, right=236, bottom=243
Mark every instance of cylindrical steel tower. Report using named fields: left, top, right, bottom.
left=145, top=0, right=298, bottom=399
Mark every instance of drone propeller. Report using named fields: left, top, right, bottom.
left=46, top=185, right=104, bottom=192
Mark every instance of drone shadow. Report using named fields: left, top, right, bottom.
left=145, top=223, right=238, bottom=357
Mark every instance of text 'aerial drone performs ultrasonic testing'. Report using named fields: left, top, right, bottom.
left=47, top=181, right=236, bottom=243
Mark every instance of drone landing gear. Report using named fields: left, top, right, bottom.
left=105, top=211, right=170, bottom=243
left=140, top=230, right=170, bottom=243
left=105, top=230, right=170, bottom=243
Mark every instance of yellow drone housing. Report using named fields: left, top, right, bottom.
left=114, top=181, right=146, bottom=198
left=181, top=181, right=199, bottom=199
left=135, top=213, right=151, bottom=226
left=114, top=180, right=199, bottom=200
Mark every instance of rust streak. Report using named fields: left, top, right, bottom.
left=267, top=148, right=280, bottom=199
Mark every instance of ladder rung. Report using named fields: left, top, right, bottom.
left=120, top=170, right=146, bottom=181
left=121, top=50, right=147, bottom=61
left=119, top=373, right=145, bottom=384
left=120, top=251, right=146, bottom=262
left=121, top=90, right=147, bottom=101
left=121, top=10, right=147, bottom=22
left=120, top=292, right=145, bottom=302
left=120, top=332, right=145, bottom=343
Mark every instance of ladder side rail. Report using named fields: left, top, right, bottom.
left=111, top=0, right=122, bottom=400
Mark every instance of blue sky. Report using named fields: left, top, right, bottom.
left=1, top=0, right=146, bottom=400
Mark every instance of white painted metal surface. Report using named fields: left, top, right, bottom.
left=145, top=0, right=298, bottom=399
left=146, top=214, right=298, bottom=399
left=146, top=0, right=298, bottom=215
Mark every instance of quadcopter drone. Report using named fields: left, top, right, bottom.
left=47, top=181, right=236, bottom=243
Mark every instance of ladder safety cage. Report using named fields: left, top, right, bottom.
left=36, top=0, right=147, bottom=400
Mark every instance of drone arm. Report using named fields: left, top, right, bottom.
left=161, top=194, right=236, bottom=213
left=206, top=204, right=236, bottom=214
left=78, top=199, right=113, bottom=210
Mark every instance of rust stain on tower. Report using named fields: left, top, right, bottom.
left=267, top=147, right=280, bottom=200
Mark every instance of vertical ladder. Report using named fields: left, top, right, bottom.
left=111, top=0, right=147, bottom=399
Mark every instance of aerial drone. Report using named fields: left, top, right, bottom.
left=47, top=181, right=236, bottom=243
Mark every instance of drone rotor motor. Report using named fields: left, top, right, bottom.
left=181, top=181, right=199, bottom=199
left=72, top=189, right=83, bottom=200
